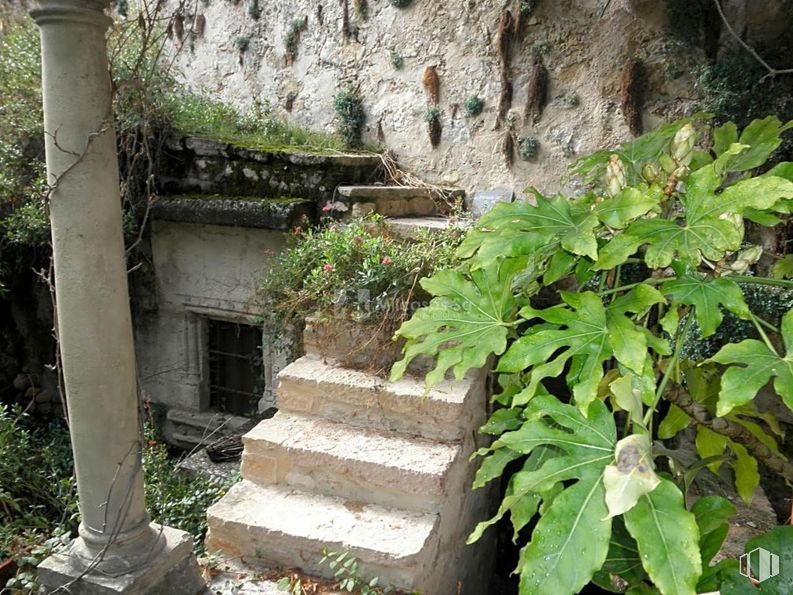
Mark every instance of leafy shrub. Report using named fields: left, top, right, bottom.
left=259, top=215, right=465, bottom=351
left=0, top=20, right=47, bottom=254
left=142, top=426, right=235, bottom=553
left=0, top=405, right=233, bottom=591
left=334, top=89, right=365, bottom=148
left=0, top=407, right=76, bottom=563
left=392, top=115, right=793, bottom=594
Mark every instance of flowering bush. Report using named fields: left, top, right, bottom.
left=259, top=214, right=465, bottom=350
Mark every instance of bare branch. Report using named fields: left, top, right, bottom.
left=713, top=0, right=793, bottom=82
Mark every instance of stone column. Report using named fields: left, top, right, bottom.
left=30, top=1, right=203, bottom=592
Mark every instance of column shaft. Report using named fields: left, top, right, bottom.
left=30, top=0, right=157, bottom=571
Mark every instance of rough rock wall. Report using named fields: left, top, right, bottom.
left=159, top=0, right=776, bottom=195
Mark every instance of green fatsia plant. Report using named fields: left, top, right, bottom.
left=391, top=114, right=793, bottom=594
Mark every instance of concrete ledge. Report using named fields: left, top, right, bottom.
left=159, top=135, right=383, bottom=204
left=152, top=195, right=314, bottom=230
left=37, top=525, right=204, bottom=595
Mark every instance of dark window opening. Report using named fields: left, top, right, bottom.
left=208, top=319, right=264, bottom=417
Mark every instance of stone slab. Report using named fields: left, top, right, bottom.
left=159, top=134, right=382, bottom=204
left=152, top=195, right=314, bottom=230
left=336, top=185, right=465, bottom=201
left=241, top=411, right=460, bottom=511
left=177, top=449, right=241, bottom=483
left=385, top=216, right=471, bottom=239
left=205, top=480, right=438, bottom=591
left=470, top=187, right=514, bottom=219
left=276, top=355, right=485, bottom=441
left=164, top=408, right=257, bottom=451
left=37, top=525, right=205, bottom=595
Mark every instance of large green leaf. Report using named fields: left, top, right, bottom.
left=662, top=272, right=751, bottom=337
left=708, top=309, right=793, bottom=416
left=692, top=495, right=736, bottom=566
left=657, top=404, right=691, bottom=439
left=468, top=397, right=616, bottom=584
left=624, top=478, right=702, bottom=595
left=693, top=495, right=736, bottom=592
left=725, top=116, right=793, bottom=172
left=518, top=476, right=611, bottom=595
left=597, top=151, right=793, bottom=270
left=594, top=186, right=661, bottom=229
left=391, top=258, right=523, bottom=389
left=592, top=517, right=648, bottom=591
left=458, top=193, right=598, bottom=266
left=596, top=216, right=743, bottom=270
left=500, top=291, right=662, bottom=411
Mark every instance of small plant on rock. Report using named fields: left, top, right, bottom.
left=518, top=136, right=538, bottom=160
left=390, top=51, right=404, bottom=70
left=319, top=550, right=393, bottom=594
left=464, top=95, right=485, bottom=117
left=284, top=18, right=308, bottom=64
left=425, top=107, right=442, bottom=147
left=234, top=36, right=250, bottom=53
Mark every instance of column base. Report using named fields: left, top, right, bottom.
left=37, top=524, right=206, bottom=595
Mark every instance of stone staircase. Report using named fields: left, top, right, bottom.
left=205, top=344, right=494, bottom=594
left=335, top=185, right=466, bottom=238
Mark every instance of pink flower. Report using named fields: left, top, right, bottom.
left=322, top=204, right=333, bottom=213
left=323, top=263, right=334, bottom=273
left=381, top=256, right=393, bottom=266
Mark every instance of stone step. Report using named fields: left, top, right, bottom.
left=152, top=194, right=314, bottom=231
left=164, top=408, right=256, bottom=450
left=275, top=355, right=484, bottom=442
left=240, top=411, right=460, bottom=512
left=337, top=185, right=464, bottom=218
left=385, top=216, right=461, bottom=238
left=205, top=480, right=439, bottom=592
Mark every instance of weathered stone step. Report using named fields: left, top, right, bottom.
left=241, top=411, right=460, bottom=512
left=338, top=185, right=464, bottom=218
left=152, top=194, right=313, bottom=230
left=276, top=356, right=485, bottom=442
left=160, top=133, right=382, bottom=204
left=205, top=480, right=439, bottom=592
left=385, top=216, right=462, bottom=238
left=164, top=408, right=256, bottom=450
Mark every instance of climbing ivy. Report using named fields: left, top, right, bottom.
left=392, top=115, right=793, bottom=594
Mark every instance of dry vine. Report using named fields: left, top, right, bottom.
left=712, top=0, right=793, bottom=82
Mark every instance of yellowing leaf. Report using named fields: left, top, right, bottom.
left=603, top=434, right=660, bottom=518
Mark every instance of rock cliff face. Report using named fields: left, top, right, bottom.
left=161, top=0, right=783, bottom=195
